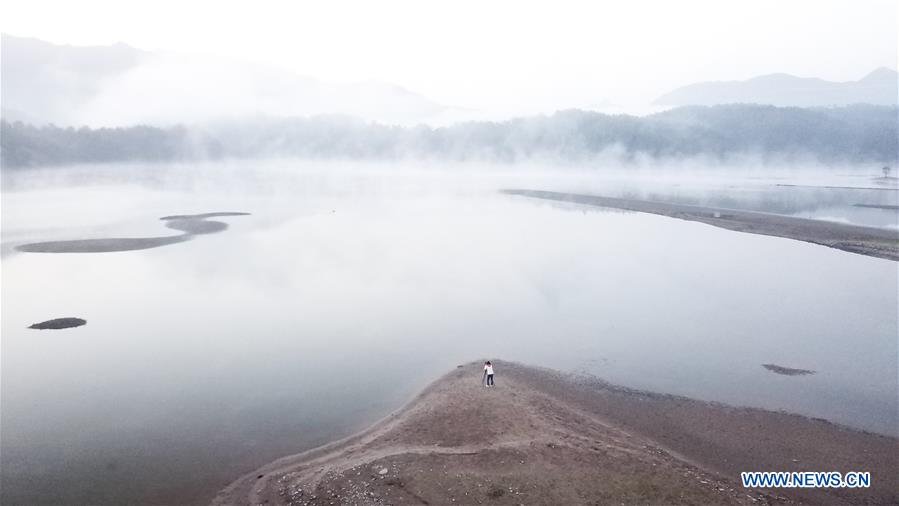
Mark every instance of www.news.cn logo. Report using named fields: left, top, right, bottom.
left=741, top=471, right=870, bottom=488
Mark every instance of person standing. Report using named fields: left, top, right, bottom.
left=484, top=361, right=495, bottom=387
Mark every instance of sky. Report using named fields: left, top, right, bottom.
left=2, top=0, right=897, bottom=114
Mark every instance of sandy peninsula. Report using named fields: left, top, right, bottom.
left=502, top=189, right=899, bottom=261
left=213, top=361, right=897, bottom=506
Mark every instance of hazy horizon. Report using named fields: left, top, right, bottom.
left=2, top=0, right=897, bottom=121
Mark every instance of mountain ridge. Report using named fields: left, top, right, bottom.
left=654, top=68, right=898, bottom=107
left=0, top=33, right=447, bottom=126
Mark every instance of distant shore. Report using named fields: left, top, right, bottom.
left=503, top=189, right=899, bottom=261
left=213, top=361, right=897, bottom=505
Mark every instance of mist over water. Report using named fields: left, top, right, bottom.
left=1, top=161, right=896, bottom=505
left=2, top=1, right=897, bottom=503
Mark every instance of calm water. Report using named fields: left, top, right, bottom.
left=2, top=163, right=897, bottom=505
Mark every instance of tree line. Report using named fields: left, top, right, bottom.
left=2, top=104, right=896, bottom=168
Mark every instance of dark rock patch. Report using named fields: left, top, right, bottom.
left=29, top=317, right=87, bottom=330
left=762, top=363, right=816, bottom=376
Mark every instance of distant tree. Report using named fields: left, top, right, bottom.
left=3, top=105, right=898, bottom=168
left=883, top=166, right=892, bottom=177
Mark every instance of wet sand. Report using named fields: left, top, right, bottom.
left=214, top=361, right=898, bottom=506
left=503, top=189, right=899, bottom=261
left=14, top=212, right=249, bottom=253
left=15, top=235, right=189, bottom=253
left=853, top=204, right=899, bottom=210
left=775, top=184, right=898, bottom=191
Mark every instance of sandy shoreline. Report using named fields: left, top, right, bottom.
left=213, top=361, right=897, bottom=505
left=502, top=189, right=899, bottom=261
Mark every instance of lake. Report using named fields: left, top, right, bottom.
left=2, top=162, right=896, bottom=505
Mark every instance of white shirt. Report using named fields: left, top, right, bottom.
left=485, top=365, right=494, bottom=375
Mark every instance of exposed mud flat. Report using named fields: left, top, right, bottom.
left=776, top=184, right=898, bottom=191
left=15, top=212, right=250, bottom=253
left=853, top=203, right=899, bottom=210
left=503, top=189, right=899, bottom=261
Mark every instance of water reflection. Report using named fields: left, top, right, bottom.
left=1, top=167, right=896, bottom=505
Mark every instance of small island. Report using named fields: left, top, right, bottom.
left=28, top=317, right=87, bottom=330
left=762, top=363, right=816, bottom=376
left=15, top=212, right=250, bottom=254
